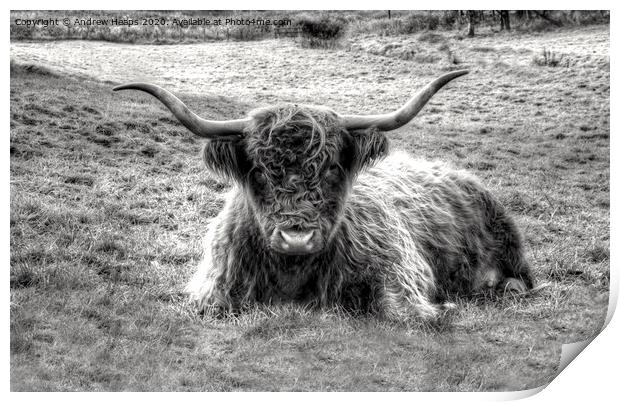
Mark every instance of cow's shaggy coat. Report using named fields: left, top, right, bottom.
left=185, top=105, right=534, bottom=321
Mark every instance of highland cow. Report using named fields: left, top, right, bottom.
left=114, top=70, right=534, bottom=321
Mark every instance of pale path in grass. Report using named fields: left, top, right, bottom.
left=11, top=39, right=423, bottom=113
left=10, top=25, right=608, bottom=116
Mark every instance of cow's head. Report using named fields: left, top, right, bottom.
left=114, top=70, right=468, bottom=256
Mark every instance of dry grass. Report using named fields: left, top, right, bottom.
left=10, top=24, right=609, bottom=391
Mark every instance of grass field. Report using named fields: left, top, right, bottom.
left=10, top=24, right=609, bottom=391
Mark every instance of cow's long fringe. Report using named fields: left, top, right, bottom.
left=246, top=104, right=345, bottom=171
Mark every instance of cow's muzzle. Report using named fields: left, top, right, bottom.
left=271, top=227, right=323, bottom=255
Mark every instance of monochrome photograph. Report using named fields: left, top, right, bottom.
left=9, top=9, right=610, bottom=391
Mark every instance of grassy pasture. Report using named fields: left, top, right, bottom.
left=10, top=25, right=609, bottom=391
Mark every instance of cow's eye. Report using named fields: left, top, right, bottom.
left=253, top=171, right=267, bottom=186
left=327, top=165, right=340, bottom=175
left=326, top=165, right=341, bottom=184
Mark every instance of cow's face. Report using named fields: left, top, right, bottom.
left=202, top=105, right=388, bottom=256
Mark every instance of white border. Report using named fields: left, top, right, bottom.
left=6, top=2, right=617, bottom=400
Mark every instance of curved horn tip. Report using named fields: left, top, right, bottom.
left=340, top=70, right=470, bottom=132
left=113, top=83, right=138, bottom=92
left=110, top=82, right=248, bottom=138
left=443, top=69, right=469, bottom=79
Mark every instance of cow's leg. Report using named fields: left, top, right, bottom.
left=185, top=233, right=234, bottom=315
left=491, top=212, right=535, bottom=294
left=378, top=254, right=442, bottom=321
left=185, top=260, right=233, bottom=314
left=379, top=284, right=441, bottom=321
left=475, top=189, right=534, bottom=295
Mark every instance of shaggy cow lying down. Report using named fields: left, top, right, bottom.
left=115, top=70, right=535, bottom=321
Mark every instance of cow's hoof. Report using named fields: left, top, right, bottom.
left=441, top=302, right=457, bottom=310
left=499, top=278, right=528, bottom=294
left=474, top=267, right=501, bottom=291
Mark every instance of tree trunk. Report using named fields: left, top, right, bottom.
left=500, top=11, right=510, bottom=31
left=467, top=11, right=475, bottom=37
left=534, top=10, right=563, bottom=27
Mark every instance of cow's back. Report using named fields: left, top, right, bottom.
left=346, top=151, right=502, bottom=297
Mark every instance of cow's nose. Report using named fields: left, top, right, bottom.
left=278, top=229, right=316, bottom=254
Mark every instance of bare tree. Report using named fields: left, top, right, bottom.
left=533, top=10, right=563, bottom=27
left=442, top=10, right=458, bottom=27
left=467, top=11, right=475, bottom=37
left=500, top=11, right=511, bottom=31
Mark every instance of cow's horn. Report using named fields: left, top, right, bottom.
left=113, top=83, right=250, bottom=140
left=340, top=70, right=469, bottom=132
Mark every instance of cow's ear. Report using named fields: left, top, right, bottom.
left=201, top=140, right=250, bottom=183
left=341, top=128, right=389, bottom=174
